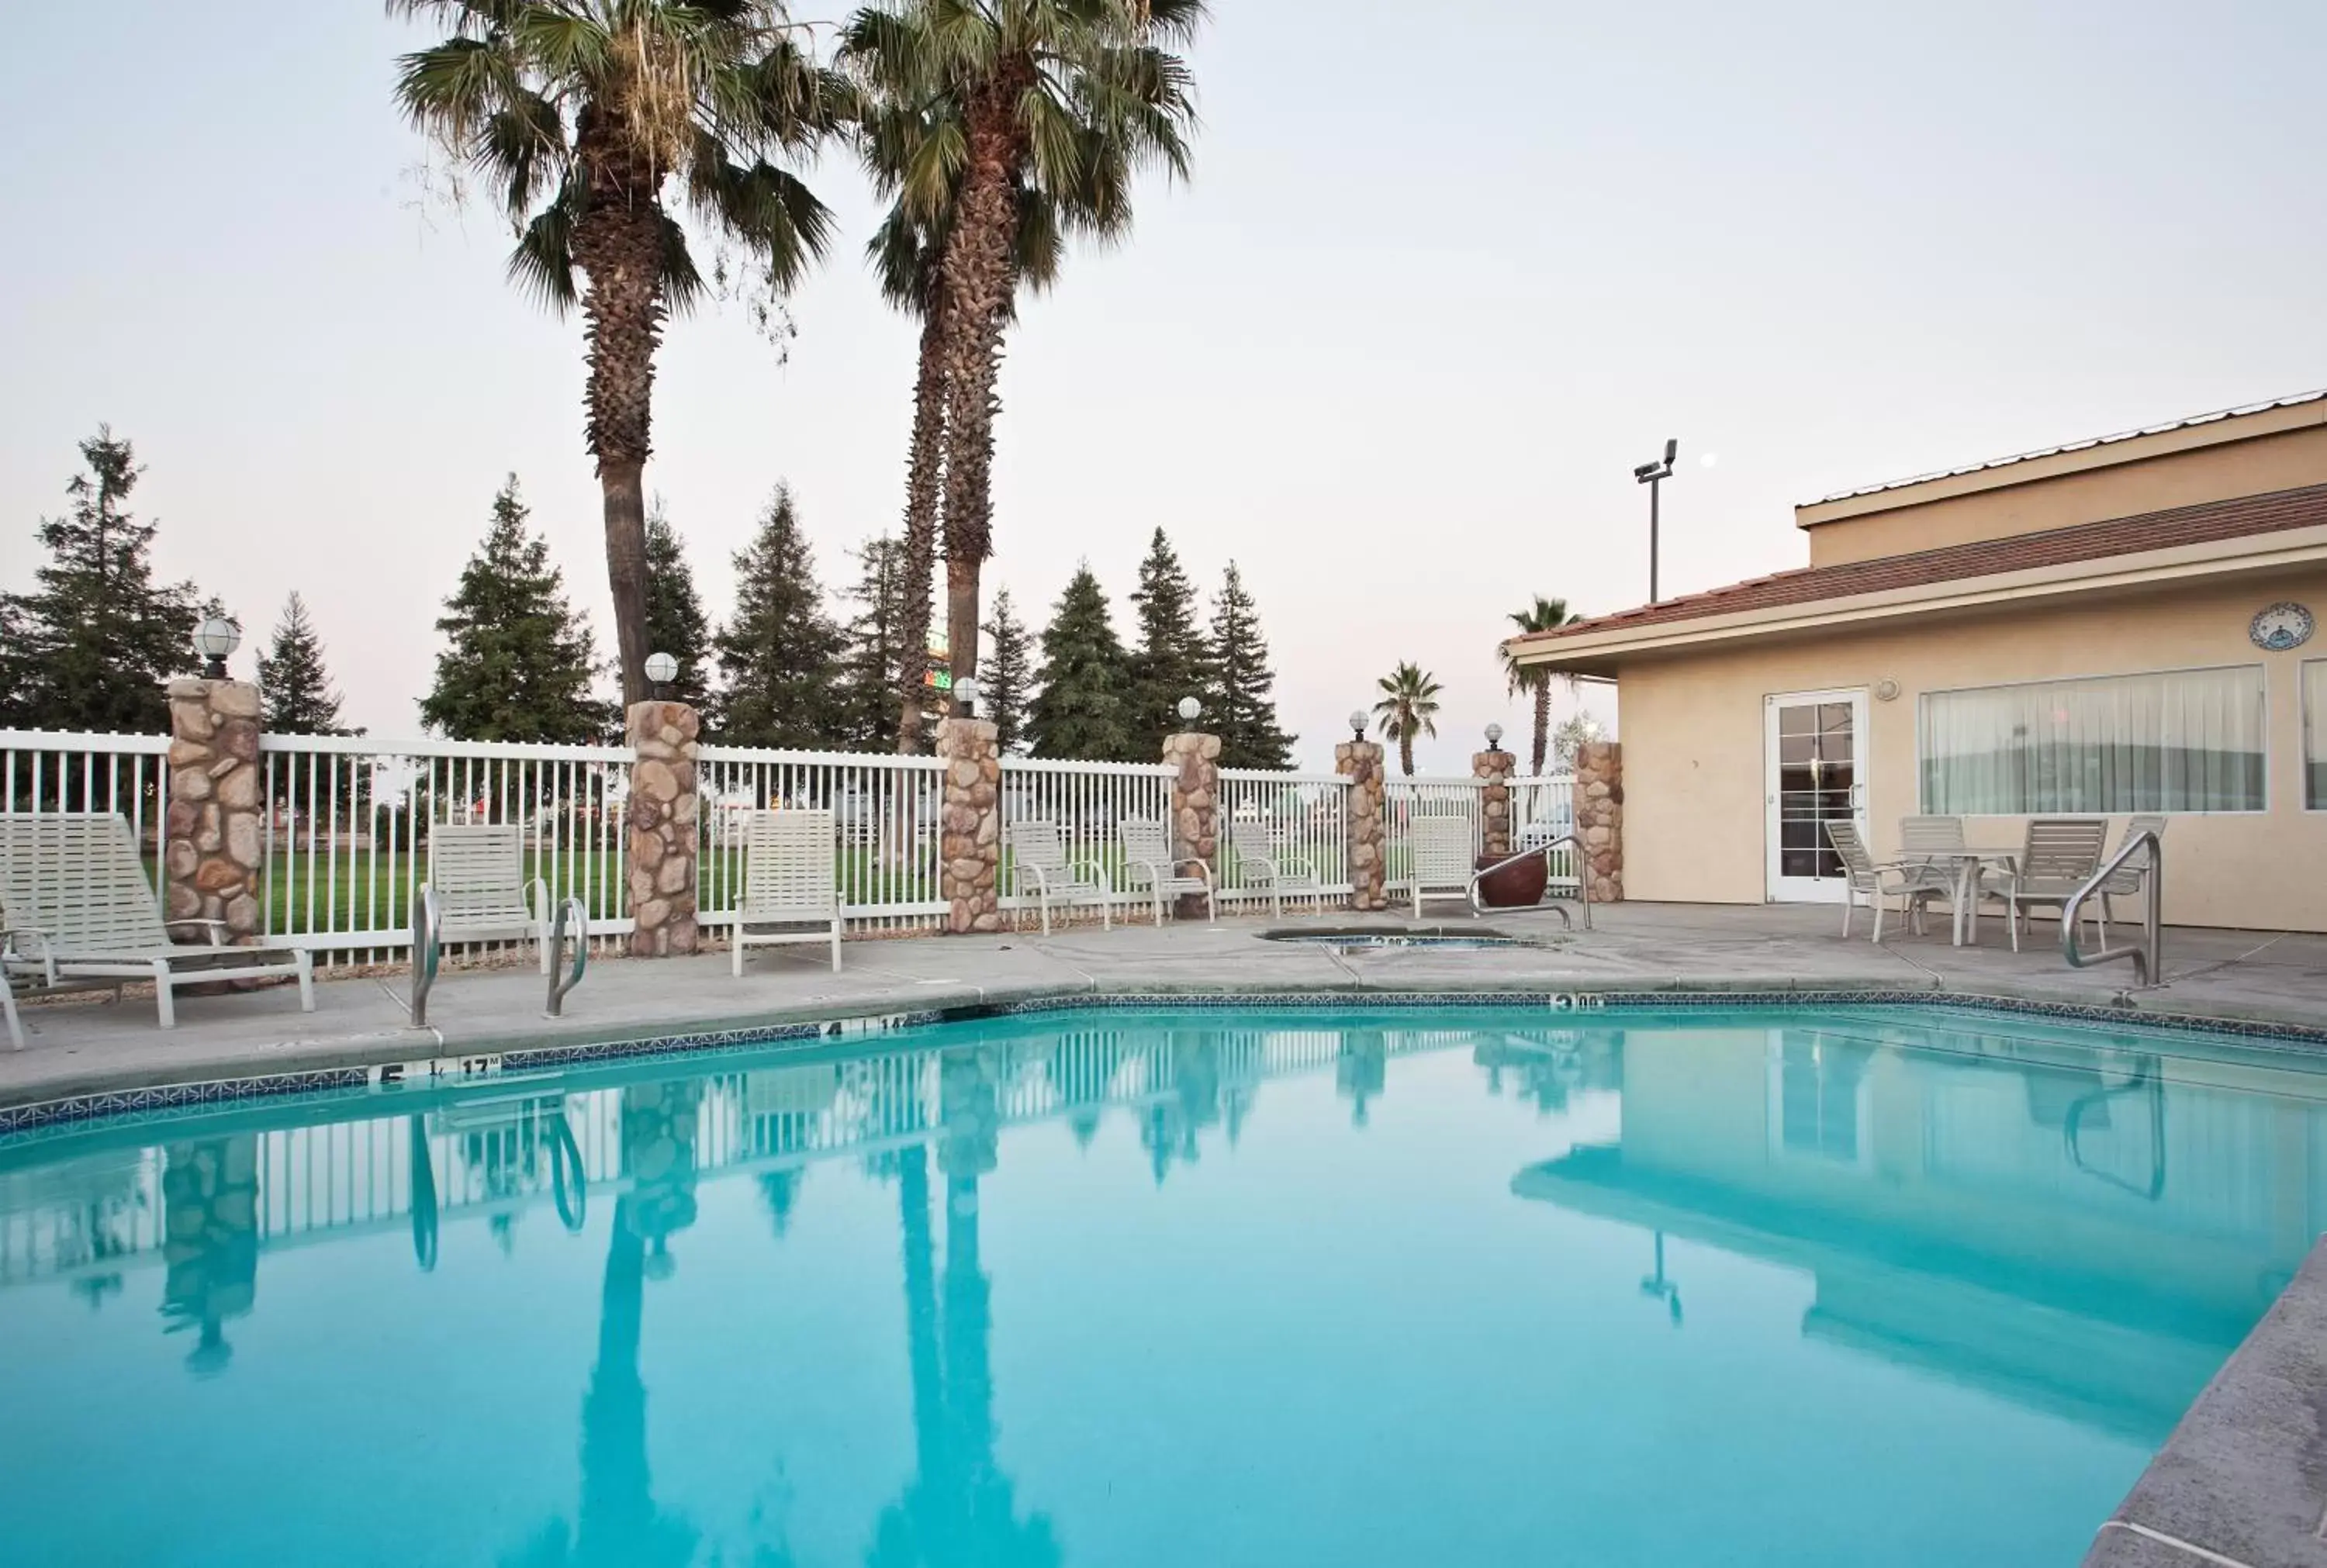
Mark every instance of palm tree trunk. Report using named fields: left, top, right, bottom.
left=894, top=307, right=947, bottom=751
left=571, top=129, right=668, bottom=712
left=1400, top=730, right=1415, bottom=776
left=934, top=92, right=1026, bottom=702
left=1531, top=681, right=1551, bottom=774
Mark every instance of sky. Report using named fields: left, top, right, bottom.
left=4, top=1, right=2325, bottom=771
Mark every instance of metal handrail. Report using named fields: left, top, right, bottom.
left=2060, top=829, right=2162, bottom=989
left=410, top=885, right=443, bottom=1027
left=546, top=896, right=587, bottom=1017
left=1467, top=833, right=1591, bottom=929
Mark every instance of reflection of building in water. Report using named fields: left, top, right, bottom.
left=1515, top=1020, right=2327, bottom=1439
left=160, top=1135, right=260, bottom=1376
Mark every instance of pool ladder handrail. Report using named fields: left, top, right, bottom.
left=546, top=896, right=588, bottom=1017
left=2059, top=829, right=2162, bottom=989
left=1467, top=834, right=1590, bottom=930
left=410, top=885, right=443, bottom=1027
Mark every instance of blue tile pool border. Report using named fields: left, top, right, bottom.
left=7, top=986, right=2327, bottom=1145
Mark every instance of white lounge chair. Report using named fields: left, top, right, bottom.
left=1980, top=817, right=2110, bottom=952
left=732, top=810, right=842, bottom=974
left=1404, top=813, right=1477, bottom=917
left=1004, top=819, right=1112, bottom=936
left=0, top=929, right=122, bottom=1050
left=0, top=812, right=315, bottom=1031
left=1233, top=821, right=1323, bottom=918
left=1826, top=820, right=1946, bottom=941
left=1119, top=819, right=1214, bottom=925
left=424, top=824, right=551, bottom=972
left=2093, top=815, right=2167, bottom=942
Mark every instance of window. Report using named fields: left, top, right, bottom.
left=1920, top=665, right=2266, bottom=814
left=2308, top=662, right=2327, bottom=810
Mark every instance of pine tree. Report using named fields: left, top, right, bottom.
left=642, top=496, right=713, bottom=710
left=980, top=587, right=1034, bottom=754
left=421, top=477, right=614, bottom=743
left=1127, top=528, right=1211, bottom=752
left=835, top=535, right=918, bottom=750
left=1204, top=563, right=1295, bottom=768
left=0, top=427, right=214, bottom=733
left=714, top=485, right=847, bottom=747
left=257, top=592, right=355, bottom=734
left=1026, top=565, right=1135, bottom=760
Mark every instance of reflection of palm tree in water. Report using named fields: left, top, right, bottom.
left=870, top=1046, right=1060, bottom=1568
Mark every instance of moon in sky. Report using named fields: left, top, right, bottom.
left=1699, top=452, right=1720, bottom=468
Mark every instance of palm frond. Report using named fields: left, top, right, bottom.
left=507, top=174, right=583, bottom=313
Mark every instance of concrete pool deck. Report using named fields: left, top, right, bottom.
left=6, top=900, right=2325, bottom=1110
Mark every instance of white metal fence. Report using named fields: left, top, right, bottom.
left=1, top=727, right=1579, bottom=958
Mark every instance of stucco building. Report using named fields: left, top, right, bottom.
left=1506, top=391, right=2327, bottom=931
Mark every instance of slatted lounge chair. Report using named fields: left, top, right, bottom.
left=0, top=929, right=121, bottom=1050
left=1826, top=820, right=1947, bottom=941
left=424, top=824, right=552, bottom=972
left=1404, top=814, right=1478, bottom=917
left=1980, top=817, right=2111, bottom=952
left=2093, top=815, right=2167, bottom=943
left=1233, top=821, right=1323, bottom=918
left=1118, top=819, right=1215, bottom=925
left=1004, top=819, right=1112, bottom=937
left=0, top=812, right=314, bottom=1031
left=732, top=810, right=842, bottom=975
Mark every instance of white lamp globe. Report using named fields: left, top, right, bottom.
left=1485, top=722, right=1504, bottom=748
left=193, top=615, right=240, bottom=678
left=1177, top=696, right=1202, bottom=723
left=644, top=651, right=679, bottom=686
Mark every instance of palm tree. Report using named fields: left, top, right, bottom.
left=849, top=39, right=1065, bottom=750
left=390, top=1, right=842, bottom=707
left=1372, top=662, right=1442, bottom=777
left=842, top=0, right=1204, bottom=699
left=1500, top=595, right=1577, bottom=773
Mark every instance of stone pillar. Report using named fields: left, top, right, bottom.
left=164, top=679, right=265, bottom=943
left=937, top=717, right=1001, bottom=934
left=1335, top=738, right=1388, bottom=913
left=625, top=700, right=701, bottom=958
left=1163, top=730, right=1222, bottom=918
left=1471, top=748, right=1516, bottom=859
left=1575, top=741, right=1623, bottom=904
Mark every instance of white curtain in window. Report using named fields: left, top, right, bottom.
left=1921, top=666, right=2266, bottom=813
left=2306, top=661, right=2327, bottom=810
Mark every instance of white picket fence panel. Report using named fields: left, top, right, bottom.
left=1218, top=769, right=1353, bottom=908
left=997, top=757, right=1174, bottom=921
left=1512, top=773, right=1581, bottom=889
left=0, top=731, right=174, bottom=874
left=697, top=745, right=949, bottom=934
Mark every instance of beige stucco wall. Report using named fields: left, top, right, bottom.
left=1800, top=417, right=2327, bottom=568
left=1616, top=568, right=2327, bottom=931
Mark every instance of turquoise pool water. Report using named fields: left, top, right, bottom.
left=2, top=1004, right=2320, bottom=1566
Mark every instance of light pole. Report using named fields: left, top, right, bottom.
left=1633, top=437, right=1678, bottom=603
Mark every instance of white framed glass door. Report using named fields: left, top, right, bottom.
left=1765, top=688, right=1869, bottom=903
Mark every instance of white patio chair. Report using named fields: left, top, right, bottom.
left=1980, top=817, right=2110, bottom=952
left=1898, top=815, right=1966, bottom=865
left=1825, top=820, right=1946, bottom=942
left=1233, top=821, right=1323, bottom=918
left=1004, top=819, right=1112, bottom=937
left=732, top=810, right=842, bottom=974
left=1118, top=818, right=1214, bottom=925
left=424, top=824, right=552, bottom=972
left=2092, top=815, right=2167, bottom=945
left=1404, top=814, right=1478, bottom=917
left=0, top=927, right=122, bottom=1050
left=0, top=813, right=315, bottom=1031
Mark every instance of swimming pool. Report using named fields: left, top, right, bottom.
left=2, top=1002, right=2318, bottom=1566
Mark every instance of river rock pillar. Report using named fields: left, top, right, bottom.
left=1163, top=730, right=1222, bottom=918
left=1336, top=738, right=1388, bottom=913
left=937, top=717, right=1001, bottom=934
left=164, top=678, right=265, bottom=943
left=1472, top=747, right=1516, bottom=860
left=625, top=700, right=701, bottom=958
left=1575, top=741, right=1623, bottom=904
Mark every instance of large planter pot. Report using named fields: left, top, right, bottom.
left=1472, top=851, right=1546, bottom=909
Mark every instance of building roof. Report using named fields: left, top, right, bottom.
left=1511, top=482, right=2327, bottom=648
left=1807, top=389, right=2327, bottom=506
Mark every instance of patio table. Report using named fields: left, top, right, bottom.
left=1907, top=850, right=2020, bottom=947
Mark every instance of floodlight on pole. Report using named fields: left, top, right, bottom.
left=1633, top=437, right=1678, bottom=603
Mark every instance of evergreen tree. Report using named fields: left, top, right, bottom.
left=1127, top=528, right=1211, bottom=751
left=1026, top=565, right=1135, bottom=760
left=1203, top=563, right=1295, bottom=769
left=421, top=477, right=614, bottom=743
left=0, top=427, right=213, bottom=733
left=835, top=535, right=918, bottom=750
left=714, top=485, right=846, bottom=747
left=257, top=592, right=355, bottom=734
left=980, top=587, right=1034, bottom=754
left=642, top=496, right=713, bottom=710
